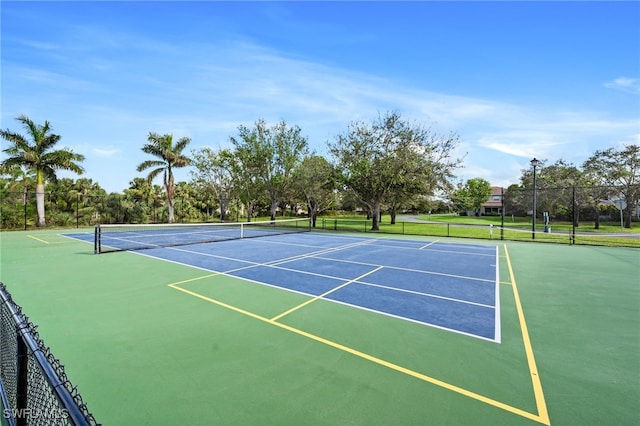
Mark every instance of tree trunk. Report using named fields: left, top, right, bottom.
left=309, top=201, right=318, bottom=228
left=593, top=205, right=600, bottom=230
left=167, top=197, right=175, bottom=223
left=371, top=200, right=381, bottom=231
left=219, top=198, right=228, bottom=221
left=625, top=208, right=632, bottom=229
left=166, top=180, right=176, bottom=223
left=246, top=200, right=256, bottom=222
left=36, top=183, right=46, bottom=227
left=390, top=206, right=397, bottom=225
left=270, top=199, right=278, bottom=221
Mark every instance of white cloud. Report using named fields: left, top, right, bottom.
left=604, top=77, right=640, bottom=95
left=92, top=147, right=120, bottom=157
left=4, top=28, right=638, bottom=192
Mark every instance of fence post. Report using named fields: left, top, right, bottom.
left=16, top=336, right=28, bottom=426
left=571, top=186, right=576, bottom=245
left=23, top=190, right=28, bottom=231
left=500, top=187, right=505, bottom=240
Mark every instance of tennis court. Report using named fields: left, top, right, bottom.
left=0, top=223, right=638, bottom=425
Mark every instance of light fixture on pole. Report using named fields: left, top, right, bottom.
left=530, top=158, right=540, bottom=239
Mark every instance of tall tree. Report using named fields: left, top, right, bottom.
left=0, top=115, right=85, bottom=226
left=230, top=119, right=309, bottom=221
left=190, top=147, right=235, bottom=221
left=0, top=168, right=36, bottom=229
left=583, top=144, right=640, bottom=228
left=530, top=159, right=584, bottom=225
left=451, top=178, right=492, bottom=215
left=137, top=132, right=191, bottom=223
left=292, top=155, right=337, bottom=227
left=330, top=111, right=461, bottom=231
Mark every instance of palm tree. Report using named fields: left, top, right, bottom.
left=136, top=132, right=191, bottom=223
left=1, top=115, right=85, bottom=226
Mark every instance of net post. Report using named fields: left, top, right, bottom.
left=94, top=224, right=100, bottom=254
left=240, top=223, right=244, bottom=239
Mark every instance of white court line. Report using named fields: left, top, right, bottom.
left=420, top=240, right=439, bottom=249
left=161, top=237, right=497, bottom=311
left=164, top=237, right=377, bottom=276
left=311, top=254, right=495, bottom=283
left=350, top=280, right=496, bottom=310
left=493, top=245, right=502, bottom=343
left=262, top=234, right=497, bottom=257
left=320, top=295, right=499, bottom=343
left=167, top=235, right=493, bottom=285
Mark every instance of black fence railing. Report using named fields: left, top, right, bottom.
left=0, top=192, right=225, bottom=230
left=2, top=185, right=638, bottom=247
left=0, top=282, right=99, bottom=426
left=315, top=184, right=640, bottom=250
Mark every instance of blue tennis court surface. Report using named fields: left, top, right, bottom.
left=66, top=231, right=501, bottom=341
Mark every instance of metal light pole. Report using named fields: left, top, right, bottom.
left=530, top=158, right=540, bottom=239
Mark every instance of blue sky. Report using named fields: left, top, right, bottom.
left=2, top=1, right=639, bottom=193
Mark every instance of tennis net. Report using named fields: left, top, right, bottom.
left=94, top=217, right=311, bottom=254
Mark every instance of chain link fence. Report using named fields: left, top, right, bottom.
left=0, top=282, right=99, bottom=426
left=0, top=192, right=223, bottom=230
left=313, top=185, right=639, bottom=248
left=2, top=186, right=638, bottom=247
left=500, top=185, right=639, bottom=245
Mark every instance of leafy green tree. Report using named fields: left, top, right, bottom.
left=292, top=155, right=337, bottom=227
left=583, top=144, right=640, bottom=228
left=1, top=115, right=85, bottom=226
left=136, top=132, right=191, bottom=223
left=217, top=147, right=262, bottom=221
left=450, top=182, right=472, bottom=214
left=534, top=160, right=584, bottom=224
left=124, top=177, right=156, bottom=223
left=74, top=178, right=107, bottom=225
left=503, top=183, right=528, bottom=217
left=190, top=147, right=235, bottom=221
left=391, top=127, right=459, bottom=224
left=126, top=177, right=155, bottom=203
left=451, top=178, right=492, bottom=215
left=0, top=168, right=36, bottom=228
left=330, top=111, right=461, bottom=231
left=581, top=163, right=617, bottom=229
left=230, top=119, right=309, bottom=221
left=174, top=181, right=202, bottom=222
left=47, top=177, right=76, bottom=225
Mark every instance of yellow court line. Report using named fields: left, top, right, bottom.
left=168, top=273, right=220, bottom=287
left=169, top=278, right=548, bottom=424
left=504, top=244, right=551, bottom=425
left=27, top=235, right=50, bottom=244
left=270, top=266, right=384, bottom=322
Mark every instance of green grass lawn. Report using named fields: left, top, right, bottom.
left=312, top=214, right=640, bottom=248
left=419, top=213, right=638, bottom=232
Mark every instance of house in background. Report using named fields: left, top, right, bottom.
left=480, top=186, right=504, bottom=216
